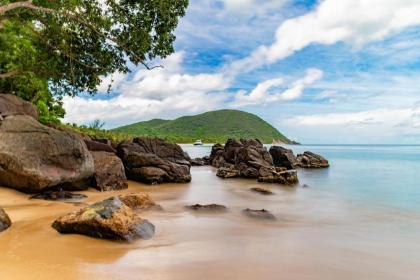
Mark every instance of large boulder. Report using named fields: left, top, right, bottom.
left=117, top=138, right=191, bottom=184
left=269, top=146, right=298, bottom=169
left=0, top=208, right=11, bottom=232
left=0, top=115, right=94, bottom=193
left=52, top=196, right=155, bottom=241
left=84, top=139, right=117, bottom=154
left=91, top=151, right=128, bottom=191
left=0, top=94, right=38, bottom=120
left=296, top=151, right=329, bottom=168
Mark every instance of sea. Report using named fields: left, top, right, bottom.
left=0, top=144, right=419, bottom=280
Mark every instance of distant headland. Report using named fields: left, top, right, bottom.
left=112, top=109, right=297, bottom=144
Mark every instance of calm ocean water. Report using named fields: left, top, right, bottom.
left=182, top=144, right=420, bottom=211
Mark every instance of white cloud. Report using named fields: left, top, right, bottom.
left=228, top=0, right=420, bottom=74
left=279, top=105, right=420, bottom=143
left=233, top=68, right=323, bottom=107
left=285, top=108, right=412, bottom=127
left=62, top=52, right=230, bottom=127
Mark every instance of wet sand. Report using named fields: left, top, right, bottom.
left=0, top=166, right=420, bottom=280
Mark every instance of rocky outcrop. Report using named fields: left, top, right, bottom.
left=0, top=208, right=11, bottom=232
left=296, top=151, right=329, bottom=168
left=269, top=146, right=298, bottom=169
left=30, top=190, right=87, bottom=201
left=242, top=208, right=276, bottom=220
left=211, top=139, right=298, bottom=185
left=185, top=204, right=227, bottom=212
left=118, top=193, right=160, bottom=210
left=0, top=94, right=38, bottom=120
left=52, top=197, right=155, bottom=241
left=91, top=151, right=128, bottom=191
left=117, top=138, right=191, bottom=184
left=0, top=115, right=94, bottom=193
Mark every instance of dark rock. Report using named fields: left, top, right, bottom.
left=190, top=158, right=207, bottom=166
left=216, top=164, right=240, bottom=179
left=84, top=139, right=117, bottom=153
left=258, top=170, right=299, bottom=185
left=269, top=146, right=298, bottom=169
left=296, top=151, right=329, bottom=168
left=209, top=143, right=225, bottom=167
left=91, top=151, right=128, bottom=191
left=185, top=204, right=227, bottom=212
left=118, top=193, right=161, bottom=210
left=250, top=187, right=273, bottom=195
left=117, top=138, right=191, bottom=184
left=242, top=208, right=276, bottom=220
left=0, top=94, right=38, bottom=120
left=30, top=189, right=87, bottom=201
left=0, top=115, right=94, bottom=193
left=52, top=197, right=155, bottom=241
left=0, top=208, right=11, bottom=232
left=133, top=137, right=191, bottom=166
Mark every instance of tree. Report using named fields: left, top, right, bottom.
left=0, top=0, right=188, bottom=122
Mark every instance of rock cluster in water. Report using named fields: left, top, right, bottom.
left=202, top=139, right=299, bottom=185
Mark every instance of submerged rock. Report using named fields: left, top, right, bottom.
left=269, top=146, right=298, bottom=169
left=91, top=151, right=128, bottom=192
left=258, top=170, right=299, bottom=185
left=190, top=158, right=207, bottom=166
left=117, top=138, right=191, bottom=184
left=0, top=208, right=11, bottom=232
left=0, top=94, right=38, bottom=120
left=185, top=204, right=227, bottom=212
left=118, top=193, right=161, bottom=210
left=296, top=151, right=329, bottom=168
left=250, top=187, right=273, bottom=195
left=242, top=208, right=276, bottom=220
left=30, top=189, right=87, bottom=201
left=0, top=115, right=94, bottom=193
left=52, top=197, right=155, bottom=241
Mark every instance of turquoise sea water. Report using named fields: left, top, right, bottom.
left=183, top=144, right=420, bottom=212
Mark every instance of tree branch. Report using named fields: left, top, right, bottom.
left=0, top=0, right=163, bottom=70
left=0, top=70, right=22, bottom=78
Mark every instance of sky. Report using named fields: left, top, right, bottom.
left=62, top=0, right=420, bottom=144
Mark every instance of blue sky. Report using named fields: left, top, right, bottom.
left=63, top=0, right=420, bottom=144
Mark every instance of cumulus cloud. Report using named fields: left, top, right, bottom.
left=228, top=0, right=420, bottom=74
left=62, top=52, right=230, bottom=127
left=233, top=68, right=323, bottom=107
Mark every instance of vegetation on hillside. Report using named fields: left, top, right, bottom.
left=61, top=121, right=132, bottom=142
left=112, top=109, right=293, bottom=144
left=0, top=0, right=188, bottom=123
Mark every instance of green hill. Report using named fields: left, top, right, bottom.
left=112, top=109, right=293, bottom=144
